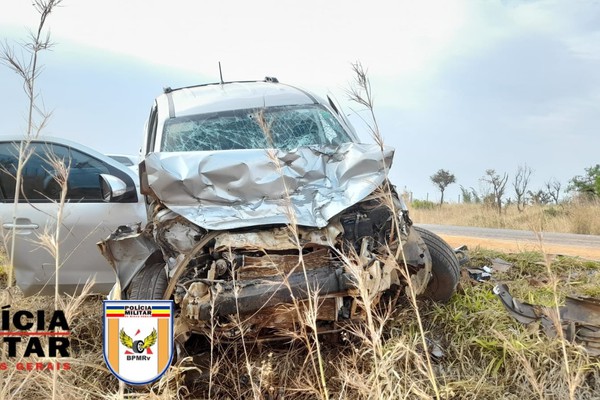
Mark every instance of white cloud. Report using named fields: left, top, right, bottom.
left=1, top=0, right=469, bottom=90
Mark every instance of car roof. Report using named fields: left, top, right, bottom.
left=0, top=135, right=104, bottom=154
left=0, top=135, right=138, bottom=179
left=106, top=154, right=138, bottom=166
left=160, top=80, right=320, bottom=118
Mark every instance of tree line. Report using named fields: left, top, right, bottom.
left=428, top=164, right=600, bottom=213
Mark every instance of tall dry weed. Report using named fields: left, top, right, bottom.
left=256, top=107, right=330, bottom=399
left=348, top=61, right=441, bottom=399
left=1, top=0, right=62, bottom=288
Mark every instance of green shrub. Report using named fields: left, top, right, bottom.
left=411, top=199, right=436, bottom=209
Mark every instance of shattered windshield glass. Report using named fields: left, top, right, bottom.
left=161, top=104, right=352, bottom=152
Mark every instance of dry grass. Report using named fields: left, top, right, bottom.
left=0, top=247, right=598, bottom=399
left=409, top=199, right=600, bottom=235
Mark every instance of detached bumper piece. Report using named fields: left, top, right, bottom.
left=494, top=284, right=600, bottom=356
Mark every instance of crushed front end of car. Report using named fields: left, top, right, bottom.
left=99, top=79, right=459, bottom=355
left=99, top=143, right=434, bottom=349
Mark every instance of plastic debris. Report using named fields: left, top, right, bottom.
left=467, top=268, right=492, bottom=282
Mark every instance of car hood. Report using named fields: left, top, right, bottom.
left=145, top=142, right=394, bottom=230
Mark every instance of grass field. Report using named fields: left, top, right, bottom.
left=408, top=199, right=600, bottom=236
left=0, top=247, right=598, bottom=399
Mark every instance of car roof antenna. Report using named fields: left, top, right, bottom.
left=218, top=62, right=224, bottom=85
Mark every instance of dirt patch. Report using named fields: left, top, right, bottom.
left=440, top=234, right=600, bottom=261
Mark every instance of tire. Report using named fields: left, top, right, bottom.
left=133, top=340, right=144, bottom=353
left=126, top=263, right=168, bottom=300
left=413, top=226, right=460, bottom=302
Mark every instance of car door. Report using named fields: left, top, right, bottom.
left=0, top=138, right=146, bottom=296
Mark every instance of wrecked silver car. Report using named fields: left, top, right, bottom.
left=98, top=79, right=460, bottom=350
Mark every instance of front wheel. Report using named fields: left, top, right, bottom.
left=126, top=263, right=168, bottom=300
left=413, top=226, right=459, bottom=302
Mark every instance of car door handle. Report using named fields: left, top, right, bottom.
left=2, top=223, right=39, bottom=230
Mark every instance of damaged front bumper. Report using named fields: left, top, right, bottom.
left=182, top=265, right=354, bottom=322
left=97, top=224, right=160, bottom=297
left=99, top=214, right=431, bottom=341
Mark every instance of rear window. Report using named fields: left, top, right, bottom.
left=0, top=141, right=137, bottom=203
left=0, top=142, right=109, bottom=201
left=161, top=104, right=352, bottom=152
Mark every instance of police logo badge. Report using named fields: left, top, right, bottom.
left=103, top=300, right=173, bottom=385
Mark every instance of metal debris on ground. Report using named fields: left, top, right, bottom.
left=454, top=245, right=470, bottom=266
left=493, top=283, right=600, bottom=356
left=463, top=256, right=513, bottom=283
left=489, top=257, right=513, bottom=273
left=425, top=337, right=444, bottom=361
left=467, top=266, right=492, bottom=282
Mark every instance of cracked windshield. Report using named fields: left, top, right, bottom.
left=161, top=104, right=352, bottom=151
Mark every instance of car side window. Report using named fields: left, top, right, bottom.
left=0, top=142, right=18, bottom=201
left=0, top=141, right=114, bottom=203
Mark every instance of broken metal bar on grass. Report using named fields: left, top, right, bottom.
left=493, top=283, right=600, bottom=356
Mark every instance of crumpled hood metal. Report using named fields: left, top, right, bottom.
left=145, top=142, right=394, bottom=230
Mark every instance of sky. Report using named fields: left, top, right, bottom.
left=1, top=0, right=599, bottom=203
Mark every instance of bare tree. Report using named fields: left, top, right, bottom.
left=430, top=169, right=456, bottom=206
left=545, top=178, right=562, bottom=205
left=513, top=164, right=533, bottom=212
left=481, top=169, right=509, bottom=215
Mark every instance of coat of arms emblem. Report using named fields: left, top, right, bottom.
left=103, top=300, right=173, bottom=385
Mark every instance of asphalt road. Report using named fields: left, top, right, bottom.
left=416, top=224, right=600, bottom=260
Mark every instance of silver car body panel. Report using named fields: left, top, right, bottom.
left=144, top=142, right=394, bottom=230
left=5, top=201, right=145, bottom=295
left=0, top=135, right=147, bottom=295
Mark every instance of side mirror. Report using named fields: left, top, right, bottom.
left=100, top=174, right=128, bottom=202
left=138, top=160, right=152, bottom=195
